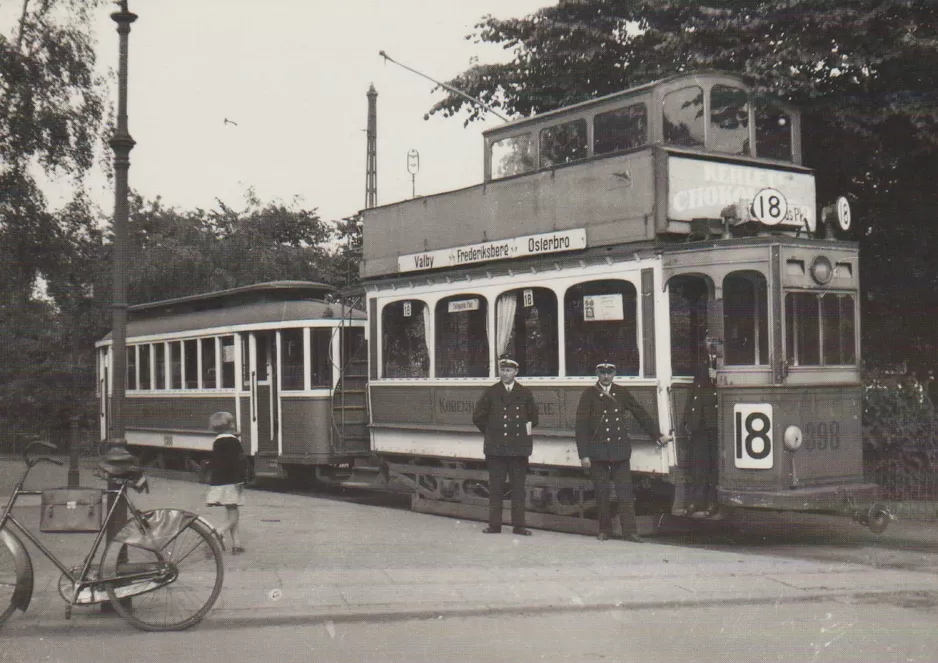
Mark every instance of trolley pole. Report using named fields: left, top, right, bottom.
left=106, top=0, right=137, bottom=543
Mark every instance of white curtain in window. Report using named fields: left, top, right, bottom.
left=421, top=303, right=431, bottom=351
left=496, top=293, right=517, bottom=358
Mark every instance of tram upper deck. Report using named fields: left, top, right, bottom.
left=361, top=72, right=813, bottom=280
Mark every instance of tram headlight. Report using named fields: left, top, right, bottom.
left=810, top=256, right=834, bottom=285
left=783, top=425, right=803, bottom=452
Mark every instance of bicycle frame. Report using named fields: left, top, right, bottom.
left=0, top=467, right=177, bottom=611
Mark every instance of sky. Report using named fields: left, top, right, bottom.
left=37, top=0, right=551, bottom=223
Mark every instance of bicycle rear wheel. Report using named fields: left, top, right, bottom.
left=100, top=515, right=223, bottom=631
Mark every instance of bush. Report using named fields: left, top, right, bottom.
left=863, top=366, right=938, bottom=500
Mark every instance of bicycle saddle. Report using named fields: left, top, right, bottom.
left=98, top=449, right=143, bottom=480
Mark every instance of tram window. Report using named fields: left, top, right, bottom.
left=201, top=338, right=217, bottom=389
left=281, top=329, right=304, bottom=390
left=539, top=119, right=587, bottom=169
left=221, top=335, right=236, bottom=389
left=663, top=86, right=705, bottom=148
left=170, top=341, right=182, bottom=389
left=594, top=103, right=648, bottom=155
left=382, top=300, right=429, bottom=378
left=755, top=98, right=793, bottom=161
left=495, top=288, right=558, bottom=377
left=490, top=133, right=536, bottom=179
left=822, top=294, right=856, bottom=365
left=310, top=328, right=332, bottom=387
left=154, top=343, right=166, bottom=389
left=139, top=344, right=151, bottom=390
left=126, top=346, right=137, bottom=391
left=564, top=280, right=639, bottom=376
left=240, top=334, right=250, bottom=387
left=710, top=85, right=750, bottom=156
left=435, top=295, right=489, bottom=378
left=723, top=272, right=768, bottom=366
left=785, top=293, right=820, bottom=366
left=669, top=276, right=710, bottom=376
left=786, top=293, right=856, bottom=366
left=184, top=339, right=198, bottom=388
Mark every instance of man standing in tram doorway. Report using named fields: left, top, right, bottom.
left=683, top=333, right=722, bottom=517
left=575, top=362, right=669, bottom=542
left=473, top=355, right=539, bottom=535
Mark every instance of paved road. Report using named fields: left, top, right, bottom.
left=1, top=456, right=937, bottom=638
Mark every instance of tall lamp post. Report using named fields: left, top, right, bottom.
left=106, top=0, right=137, bottom=542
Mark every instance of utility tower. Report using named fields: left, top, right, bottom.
left=365, top=84, right=377, bottom=209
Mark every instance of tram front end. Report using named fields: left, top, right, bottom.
left=716, top=382, right=885, bottom=530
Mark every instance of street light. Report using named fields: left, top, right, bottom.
left=106, top=0, right=137, bottom=544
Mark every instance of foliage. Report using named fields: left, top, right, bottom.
left=863, top=366, right=937, bottom=498
left=431, top=0, right=938, bottom=367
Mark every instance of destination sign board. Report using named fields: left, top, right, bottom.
left=668, top=156, right=816, bottom=232
left=398, top=228, right=587, bottom=273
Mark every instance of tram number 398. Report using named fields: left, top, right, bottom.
left=734, top=404, right=773, bottom=469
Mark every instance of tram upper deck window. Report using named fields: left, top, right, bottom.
left=281, top=329, right=304, bottom=390
left=755, top=98, right=793, bottom=161
left=496, top=288, right=558, bottom=377
left=539, top=119, right=587, bottom=169
left=785, top=293, right=856, bottom=366
left=564, top=280, right=639, bottom=377
left=435, top=295, right=489, bottom=378
left=382, top=300, right=429, bottom=378
left=490, top=133, right=536, bottom=179
left=663, top=86, right=705, bottom=148
left=723, top=272, right=769, bottom=366
left=594, top=103, right=648, bottom=155
left=710, top=85, right=750, bottom=156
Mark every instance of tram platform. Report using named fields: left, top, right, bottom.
left=2, top=460, right=938, bottom=633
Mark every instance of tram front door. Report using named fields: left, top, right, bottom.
left=250, top=332, right=279, bottom=472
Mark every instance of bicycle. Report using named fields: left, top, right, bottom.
left=0, top=441, right=224, bottom=631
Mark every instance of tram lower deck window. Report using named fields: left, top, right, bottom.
left=436, top=295, right=489, bottom=378
left=495, top=288, right=558, bottom=377
left=786, top=293, right=856, bottom=366
left=382, top=300, right=429, bottom=378
left=564, top=280, right=639, bottom=376
left=723, top=272, right=768, bottom=366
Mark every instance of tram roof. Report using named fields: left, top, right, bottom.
left=127, top=281, right=337, bottom=316
left=98, top=281, right=365, bottom=343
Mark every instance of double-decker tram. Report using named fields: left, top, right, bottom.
left=95, top=281, right=369, bottom=481
left=361, top=71, right=887, bottom=533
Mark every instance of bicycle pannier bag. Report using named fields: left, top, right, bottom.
left=40, top=488, right=104, bottom=533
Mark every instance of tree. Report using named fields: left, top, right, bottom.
left=429, top=0, right=938, bottom=367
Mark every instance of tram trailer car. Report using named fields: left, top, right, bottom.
left=96, top=281, right=369, bottom=482
left=360, top=71, right=888, bottom=535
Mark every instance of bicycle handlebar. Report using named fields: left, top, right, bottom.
left=23, top=440, right=64, bottom=468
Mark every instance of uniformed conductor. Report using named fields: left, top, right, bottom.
left=472, top=355, right=539, bottom=535
left=575, top=362, right=668, bottom=542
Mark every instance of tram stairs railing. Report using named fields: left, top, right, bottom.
left=330, top=292, right=370, bottom=458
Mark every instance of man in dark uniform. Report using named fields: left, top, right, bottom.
left=575, top=362, right=669, bottom=542
left=473, top=355, right=539, bottom=535
left=683, top=334, right=721, bottom=516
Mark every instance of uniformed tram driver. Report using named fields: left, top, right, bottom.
left=472, top=355, right=539, bottom=535
left=575, top=362, right=669, bottom=542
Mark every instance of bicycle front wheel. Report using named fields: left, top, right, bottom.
left=0, top=530, right=20, bottom=626
left=100, top=515, right=223, bottom=631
